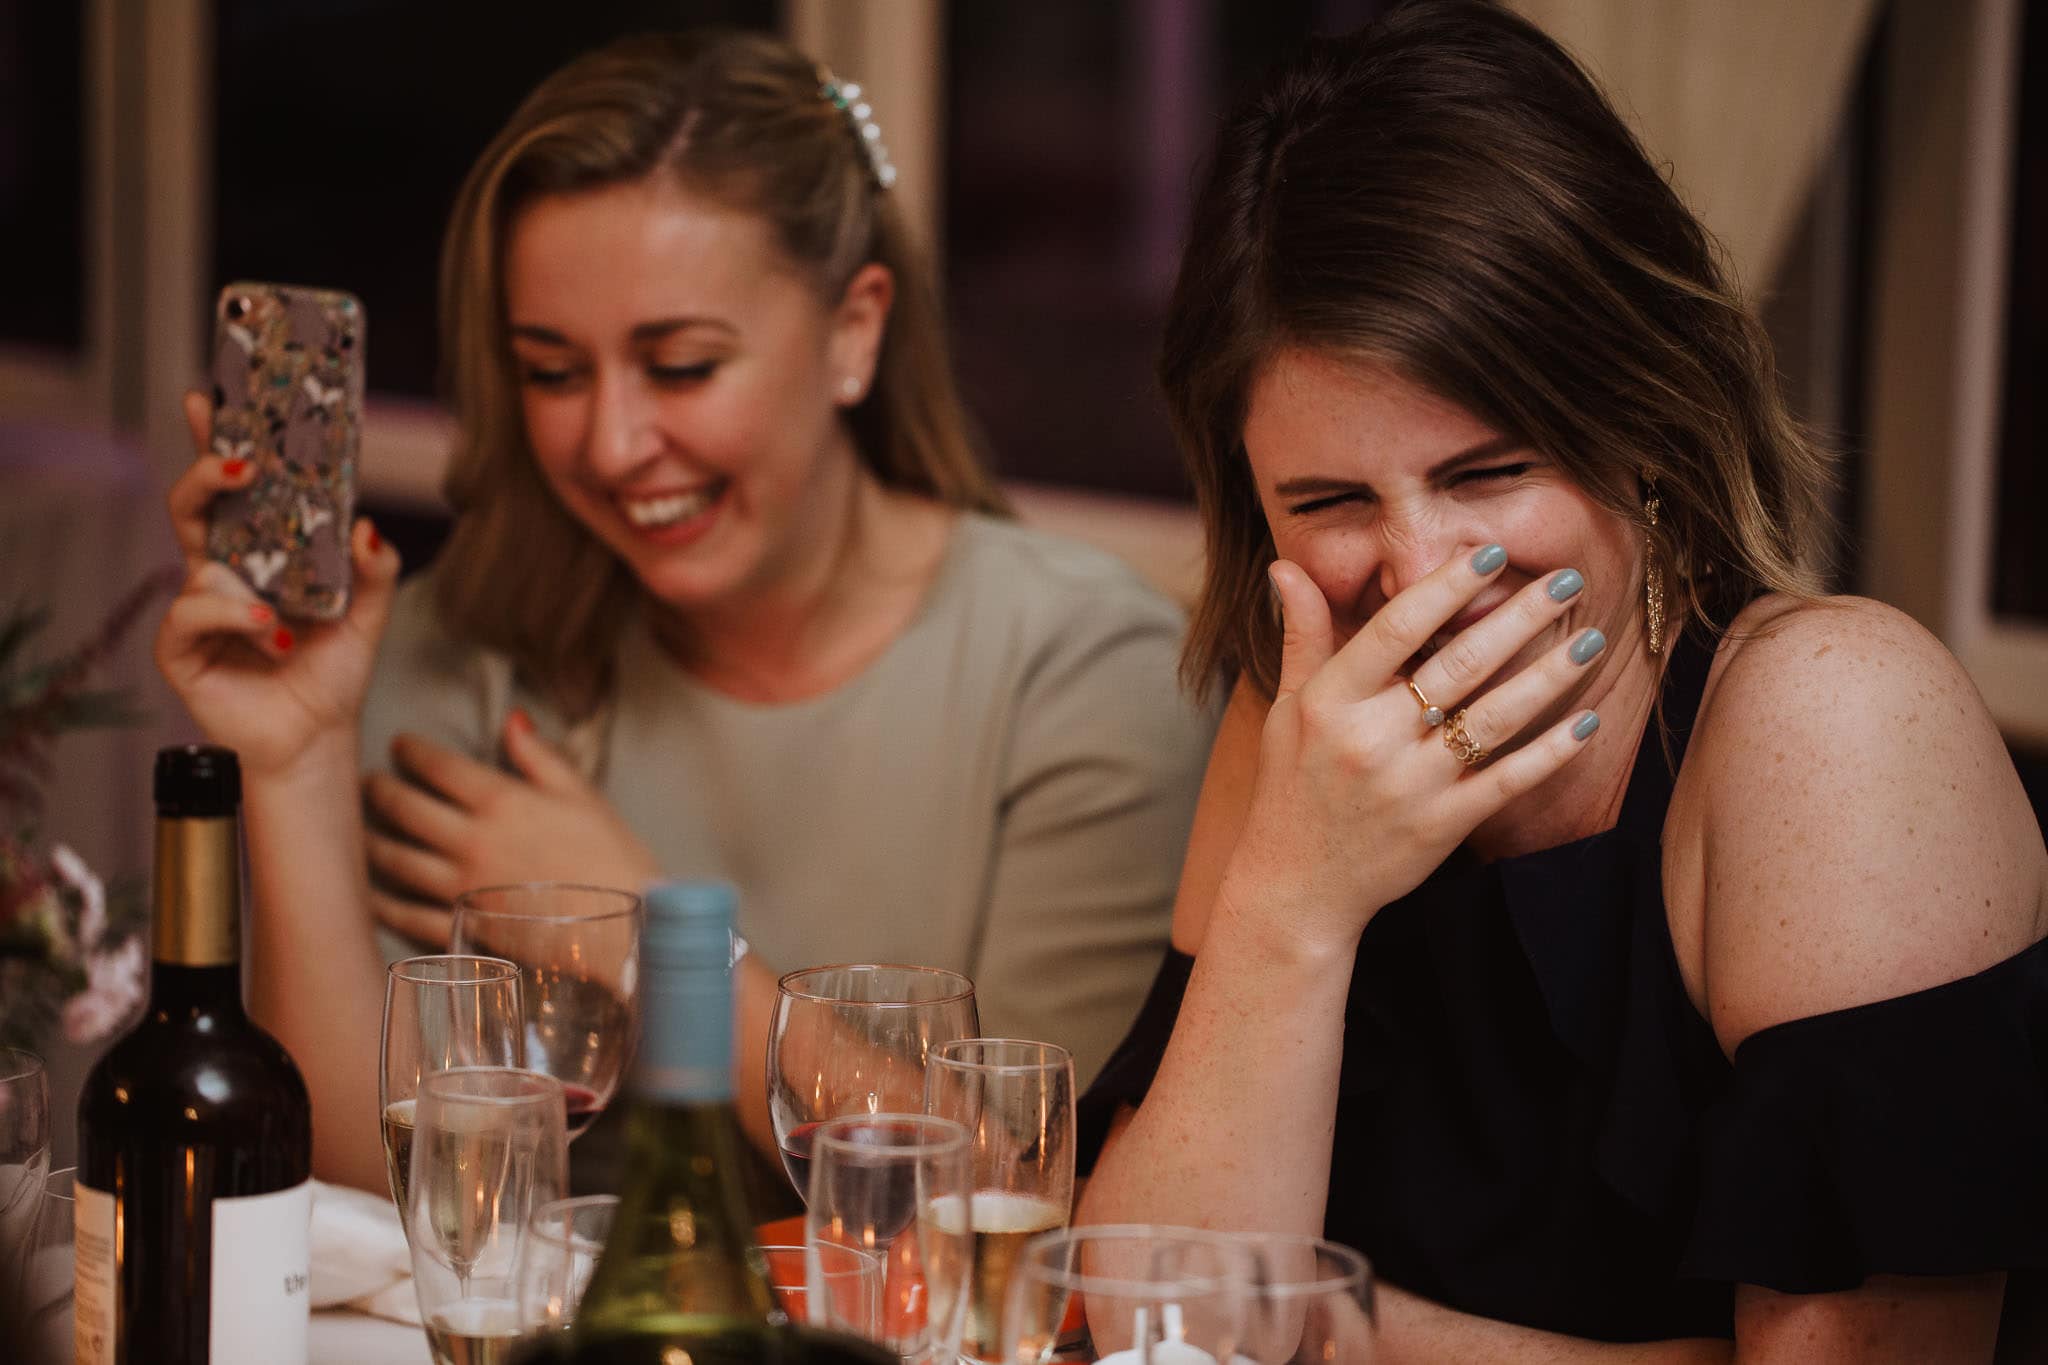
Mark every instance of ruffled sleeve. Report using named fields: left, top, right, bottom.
left=1076, top=948, right=1193, bottom=1173
left=1681, top=939, right=2048, bottom=1293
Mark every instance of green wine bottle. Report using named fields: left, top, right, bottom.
left=517, top=882, right=892, bottom=1365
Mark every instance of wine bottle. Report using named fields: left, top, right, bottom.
left=515, top=881, right=891, bottom=1365
left=74, top=746, right=313, bottom=1364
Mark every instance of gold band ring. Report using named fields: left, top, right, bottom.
left=1442, top=709, right=1488, bottom=766
left=1407, top=679, right=1446, bottom=728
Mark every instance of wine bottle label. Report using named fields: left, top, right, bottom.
left=72, top=1178, right=311, bottom=1364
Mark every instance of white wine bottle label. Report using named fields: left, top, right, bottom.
left=73, top=1182, right=116, bottom=1364
left=69, top=1178, right=311, bottom=1365
left=208, top=1179, right=311, bottom=1364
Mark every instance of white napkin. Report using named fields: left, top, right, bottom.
left=309, top=1180, right=421, bottom=1325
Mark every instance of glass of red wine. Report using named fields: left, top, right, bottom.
left=767, top=965, right=978, bottom=1200
left=450, top=884, right=643, bottom=1141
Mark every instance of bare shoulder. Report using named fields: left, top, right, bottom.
left=1676, top=593, right=2048, bottom=1057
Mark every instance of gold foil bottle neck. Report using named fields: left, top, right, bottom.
left=153, top=816, right=238, bottom=966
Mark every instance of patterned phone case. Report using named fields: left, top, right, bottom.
left=205, top=282, right=364, bottom=621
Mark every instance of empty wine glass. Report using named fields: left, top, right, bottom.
left=450, top=884, right=642, bottom=1140
left=924, top=1038, right=1075, bottom=1363
left=407, top=1066, right=568, bottom=1365
left=0, top=1048, right=51, bottom=1330
left=381, top=955, right=524, bottom=1212
left=1229, top=1234, right=1375, bottom=1365
left=1001, top=1225, right=1258, bottom=1365
left=517, top=1194, right=617, bottom=1336
left=769, top=965, right=978, bottom=1200
left=805, top=1113, right=972, bottom=1365
left=761, top=1242, right=884, bottom=1336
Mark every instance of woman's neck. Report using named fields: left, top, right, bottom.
left=647, top=469, right=958, bottom=705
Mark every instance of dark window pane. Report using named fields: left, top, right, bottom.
left=943, top=1, right=1386, bottom=498
left=0, top=1, right=86, bottom=351
left=1993, top=0, right=2047, bottom=623
left=211, top=0, right=774, bottom=400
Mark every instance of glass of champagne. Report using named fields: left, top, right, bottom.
left=1001, top=1225, right=1258, bottom=1365
left=516, top=1194, right=618, bottom=1337
left=450, top=884, right=642, bottom=1140
left=805, top=1113, right=972, bottom=1365
left=0, top=1048, right=51, bottom=1330
left=1230, top=1234, right=1375, bottom=1365
left=406, top=1066, right=568, bottom=1365
left=923, top=1038, right=1075, bottom=1363
left=769, top=965, right=978, bottom=1200
left=382, top=955, right=525, bottom=1214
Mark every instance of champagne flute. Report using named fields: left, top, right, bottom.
left=1228, top=1234, right=1375, bottom=1365
left=0, top=1048, right=51, bottom=1333
left=407, top=1066, right=568, bottom=1365
left=517, top=1194, right=617, bottom=1336
left=1001, top=1225, right=1258, bottom=1365
left=769, top=965, right=978, bottom=1199
left=805, top=1113, right=972, bottom=1365
left=923, top=1038, right=1075, bottom=1363
left=450, top=884, right=642, bottom=1140
left=381, top=955, right=525, bottom=1212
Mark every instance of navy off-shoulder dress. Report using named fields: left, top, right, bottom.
left=1079, top=628, right=2048, bottom=1343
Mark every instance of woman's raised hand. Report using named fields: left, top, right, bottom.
left=1218, top=544, right=1604, bottom=958
left=154, top=389, right=401, bottom=776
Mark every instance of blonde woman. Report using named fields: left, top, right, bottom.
left=156, top=30, right=1217, bottom=1193
left=1079, top=2, right=2048, bottom=1359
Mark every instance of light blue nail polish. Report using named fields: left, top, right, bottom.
left=1547, top=568, right=1584, bottom=602
left=1567, top=627, right=1606, bottom=665
left=1470, top=544, right=1506, bottom=575
left=1572, top=711, right=1600, bottom=741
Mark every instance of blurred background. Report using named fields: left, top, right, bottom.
left=1, top=0, right=2041, bottom=1164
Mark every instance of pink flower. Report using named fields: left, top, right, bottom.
left=61, top=935, right=146, bottom=1044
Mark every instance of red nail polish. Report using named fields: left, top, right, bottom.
left=222, top=459, right=247, bottom=478
left=508, top=706, right=533, bottom=734
left=249, top=603, right=273, bottom=624
left=273, top=627, right=295, bottom=652
left=367, top=524, right=382, bottom=553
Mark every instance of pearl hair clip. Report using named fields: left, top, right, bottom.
left=818, top=71, right=898, bottom=190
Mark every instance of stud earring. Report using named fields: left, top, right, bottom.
left=840, top=376, right=862, bottom=401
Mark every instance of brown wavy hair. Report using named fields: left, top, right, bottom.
left=1165, top=0, right=1833, bottom=700
left=433, top=29, right=1006, bottom=716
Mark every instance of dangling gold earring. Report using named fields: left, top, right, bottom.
left=1643, top=481, right=1666, bottom=656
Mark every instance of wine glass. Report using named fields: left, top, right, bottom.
left=1001, top=1225, right=1258, bottom=1365
left=406, top=1066, right=568, bottom=1365
left=0, top=1048, right=51, bottom=1329
left=768, top=965, right=978, bottom=1199
left=805, top=1113, right=972, bottom=1365
left=517, top=1194, right=617, bottom=1336
left=17, top=1166, right=74, bottom=1365
left=381, top=955, right=525, bottom=1211
left=761, top=1242, right=884, bottom=1336
left=450, top=884, right=642, bottom=1139
left=1229, top=1234, right=1375, bottom=1365
left=923, top=1038, right=1076, bottom=1364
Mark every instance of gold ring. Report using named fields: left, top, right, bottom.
left=1406, top=679, right=1446, bottom=728
left=1442, top=709, right=1488, bottom=766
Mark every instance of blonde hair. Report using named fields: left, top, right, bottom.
left=433, top=30, right=1005, bottom=715
left=1165, top=2, right=1833, bottom=700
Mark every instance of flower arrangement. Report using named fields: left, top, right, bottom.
left=0, top=570, right=177, bottom=1049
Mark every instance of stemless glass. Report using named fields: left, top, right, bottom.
left=805, top=1113, right=972, bottom=1365
left=0, top=1048, right=51, bottom=1325
left=516, top=1194, right=617, bottom=1337
left=381, top=955, right=525, bottom=1211
left=923, top=1039, right=1076, bottom=1363
left=1230, top=1234, right=1375, bottom=1365
left=450, top=884, right=642, bottom=1140
left=769, top=965, right=978, bottom=1199
left=1001, top=1226, right=1258, bottom=1365
left=407, top=1066, right=568, bottom=1365
left=761, top=1242, right=884, bottom=1335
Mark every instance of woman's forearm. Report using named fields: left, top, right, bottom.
left=1376, top=1285, right=1732, bottom=1364
left=1078, top=895, right=1358, bottom=1235
left=241, top=731, right=390, bottom=1193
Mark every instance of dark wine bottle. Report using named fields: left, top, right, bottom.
left=74, top=745, right=313, bottom=1364
left=513, top=881, right=891, bottom=1365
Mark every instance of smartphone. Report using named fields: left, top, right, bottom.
left=204, top=281, right=365, bottom=621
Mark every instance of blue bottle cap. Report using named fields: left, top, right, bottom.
left=636, top=880, right=737, bottom=1102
